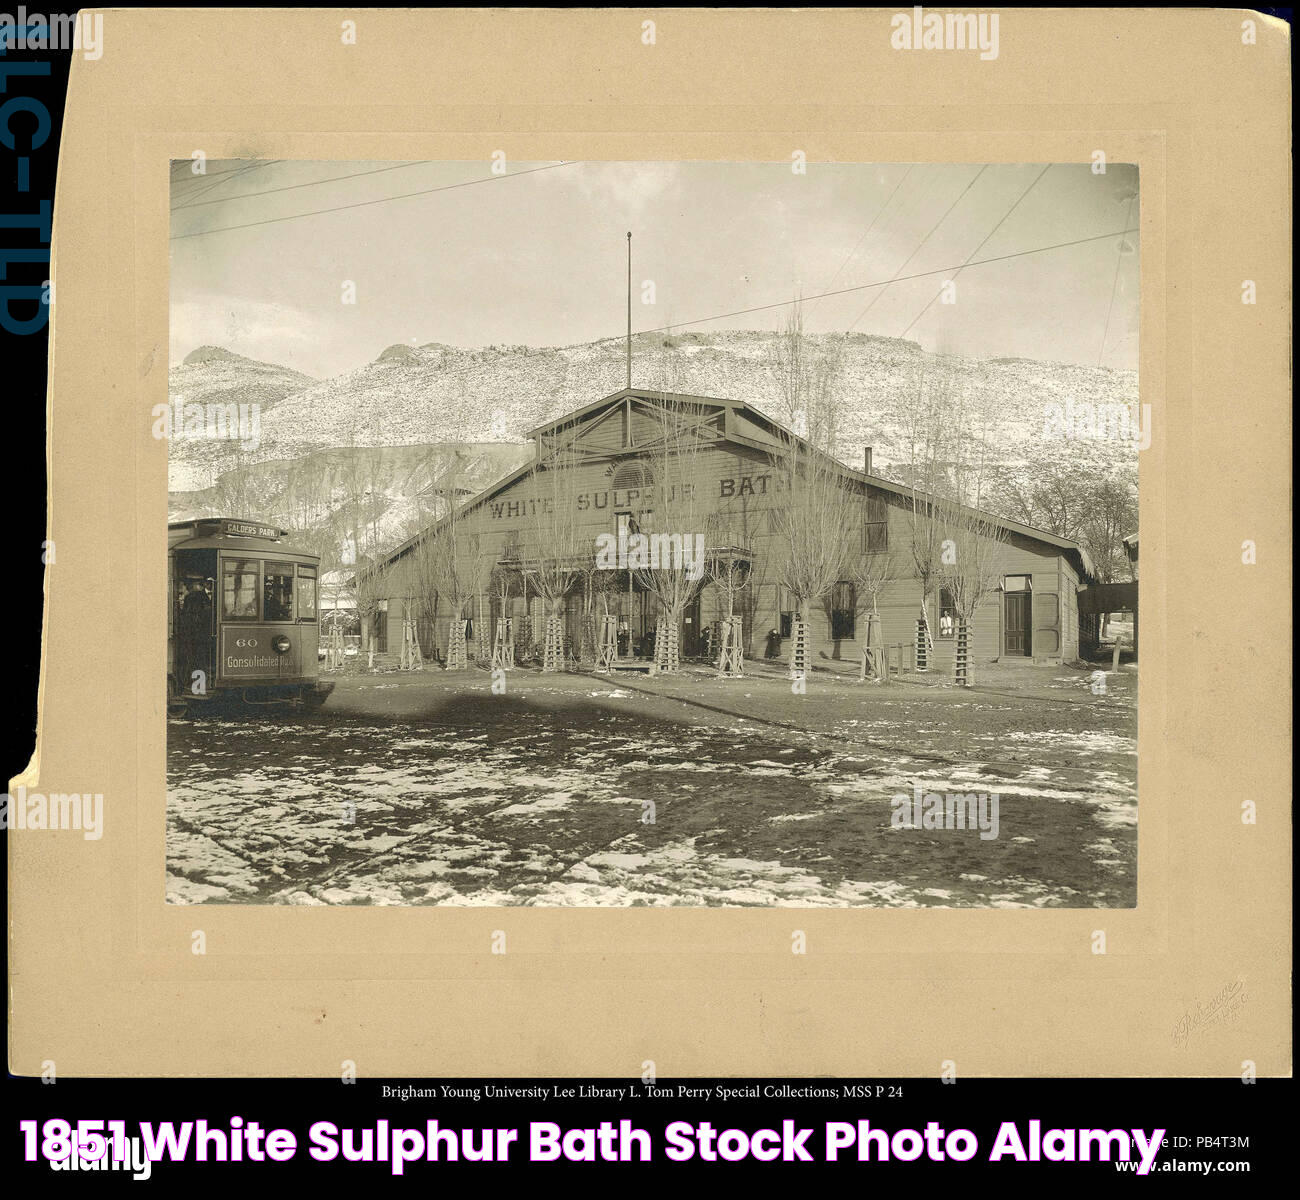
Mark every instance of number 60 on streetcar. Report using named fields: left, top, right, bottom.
left=167, top=517, right=334, bottom=715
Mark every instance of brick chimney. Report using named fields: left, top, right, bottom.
left=863, top=446, right=873, bottom=475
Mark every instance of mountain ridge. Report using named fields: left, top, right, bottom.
left=168, top=329, right=1139, bottom=568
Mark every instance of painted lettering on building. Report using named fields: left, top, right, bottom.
left=486, top=477, right=772, bottom=519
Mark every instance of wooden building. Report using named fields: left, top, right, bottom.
left=360, top=388, right=1094, bottom=669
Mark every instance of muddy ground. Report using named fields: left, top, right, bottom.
left=166, top=660, right=1137, bottom=908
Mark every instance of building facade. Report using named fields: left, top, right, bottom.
left=361, top=389, right=1093, bottom=669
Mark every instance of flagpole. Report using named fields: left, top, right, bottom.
left=626, top=231, right=632, bottom=390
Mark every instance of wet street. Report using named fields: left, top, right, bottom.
left=166, top=667, right=1138, bottom=907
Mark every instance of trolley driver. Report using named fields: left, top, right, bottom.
left=179, top=580, right=213, bottom=690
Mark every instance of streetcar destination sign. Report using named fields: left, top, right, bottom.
left=219, top=520, right=281, bottom=541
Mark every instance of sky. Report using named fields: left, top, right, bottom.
left=169, top=159, right=1139, bottom=380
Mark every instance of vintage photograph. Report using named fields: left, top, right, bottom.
left=165, top=159, right=1140, bottom=908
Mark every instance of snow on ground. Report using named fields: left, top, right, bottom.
left=166, top=675, right=1137, bottom=908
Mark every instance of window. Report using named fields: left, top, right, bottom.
left=938, top=587, right=956, bottom=639
left=863, top=494, right=889, bottom=553
left=611, top=460, right=654, bottom=491
left=830, top=580, right=856, bottom=641
left=296, top=566, right=318, bottom=622
left=263, top=561, right=295, bottom=621
left=221, top=559, right=259, bottom=621
left=1004, top=574, right=1032, bottom=592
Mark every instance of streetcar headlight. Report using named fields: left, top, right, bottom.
left=272, top=635, right=291, bottom=654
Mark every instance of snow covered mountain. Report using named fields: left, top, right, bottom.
left=167, top=330, right=1139, bottom=566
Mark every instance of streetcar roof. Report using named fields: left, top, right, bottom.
left=168, top=517, right=319, bottom=562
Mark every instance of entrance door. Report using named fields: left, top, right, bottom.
left=172, top=548, right=217, bottom=686
left=682, top=594, right=702, bottom=657
left=1005, top=592, right=1032, bottom=656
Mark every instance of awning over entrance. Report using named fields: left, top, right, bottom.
left=1077, top=581, right=1137, bottom=615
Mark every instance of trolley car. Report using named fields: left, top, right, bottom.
left=167, top=517, right=334, bottom=715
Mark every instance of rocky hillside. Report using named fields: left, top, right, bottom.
left=169, top=344, right=317, bottom=414
left=169, top=330, right=1139, bottom=564
left=169, top=442, right=532, bottom=570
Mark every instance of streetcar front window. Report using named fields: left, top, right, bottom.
left=263, top=561, right=295, bottom=622
left=222, top=558, right=259, bottom=620
left=296, top=566, right=317, bottom=622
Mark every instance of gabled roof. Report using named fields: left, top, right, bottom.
left=364, top=388, right=1095, bottom=582
left=527, top=387, right=743, bottom=439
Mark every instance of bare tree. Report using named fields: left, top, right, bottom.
left=571, top=551, right=624, bottom=666
left=853, top=538, right=900, bottom=618
left=847, top=530, right=901, bottom=681
left=936, top=503, right=1008, bottom=682
left=899, top=364, right=955, bottom=653
left=276, top=451, right=336, bottom=563
left=489, top=562, right=516, bottom=633
left=521, top=452, right=585, bottom=669
left=704, top=510, right=752, bottom=623
left=351, top=558, right=384, bottom=668
left=1081, top=474, right=1137, bottom=585
left=209, top=442, right=262, bottom=519
left=934, top=376, right=1006, bottom=685
left=626, top=397, right=719, bottom=672
left=765, top=304, right=857, bottom=676
left=410, top=489, right=494, bottom=668
left=339, top=420, right=375, bottom=571
left=1081, top=473, right=1138, bottom=638
left=987, top=458, right=1100, bottom=542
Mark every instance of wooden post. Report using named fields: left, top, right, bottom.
left=532, top=595, right=545, bottom=650
left=717, top=614, right=744, bottom=678
left=789, top=616, right=810, bottom=681
left=860, top=612, right=883, bottom=682
left=491, top=616, right=515, bottom=671
left=542, top=613, right=565, bottom=672
left=596, top=613, right=618, bottom=673
left=324, top=623, right=346, bottom=671
left=653, top=609, right=679, bottom=673
left=915, top=616, right=932, bottom=673
left=954, top=619, right=971, bottom=687
left=398, top=616, right=424, bottom=671
left=445, top=617, right=467, bottom=671
left=476, top=594, right=489, bottom=663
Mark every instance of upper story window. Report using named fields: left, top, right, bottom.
left=864, top=494, right=889, bottom=552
